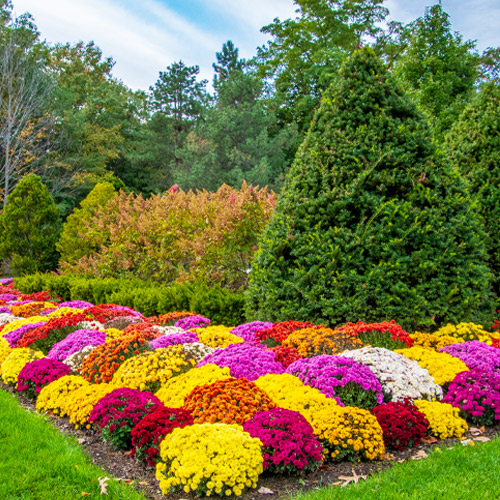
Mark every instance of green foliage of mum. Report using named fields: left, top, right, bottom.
left=446, top=82, right=500, bottom=295
left=0, top=174, right=61, bottom=275
left=247, top=48, right=494, bottom=331
left=56, top=181, right=117, bottom=265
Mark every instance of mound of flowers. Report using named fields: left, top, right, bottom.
left=440, top=341, right=500, bottom=375
left=434, top=322, right=499, bottom=344
left=111, top=345, right=196, bottom=392
left=230, top=321, right=273, bottom=343
left=156, top=423, right=263, bottom=497
left=243, top=408, right=324, bottom=474
left=283, top=327, right=365, bottom=356
left=286, top=355, right=384, bottom=409
left=342, top=347, right=443, bottom=402
left=395, top=346, right=468, bottom=387
left=443, top=369, right=500, bottom=425
left=89, top=387, right=163, bottom=449
left=266, top=345, right=302, bottom=368
left=337, top=321, right=413, bottom=350
left=155, top=363, right=233, bottom=408
left=17, top=358, right=71, bottom=399
left=1, top=317, right=49, bottom=347
left=174, top=315, right=210, bottom=330
left=256, top=321, right=320, bottom=347
left=196, top=326, right=243, bottom=348
left=47, top=329, right=106, bottom=361
left=413, top=400, right=468, bottom=439
left=198, top=343, right=284, bottom=381
left=131, top=406, right=193, bottom=467
left=371, top=401, right=429, bottom=450
left=36, top=375, right=90, bottom=416
left=183, top=377, right=276, bottom=425
left=149, top=332, right=199, bottom=348
left=410, top=331, right=464, bottom=351
left=1, top=347, right=45, bottom=385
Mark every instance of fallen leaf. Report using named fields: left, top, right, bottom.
left=422, top=436, right=438, bottom=444
left=411, top=450, right=428, bottom=460
left=81, top=493, right=91, bottom=497
left=98, top=477, right=109, bottom=495
left=258, top=487, right=274, bottom=494
left=479, top=426, right=486, bottom=433
left=117, top=478, right=134, bottom=485
left=74, top=465, right=80, bottom=469
left=332, top=468, right=367, bottom=487
left=77, top=438, right=86, bottom=444
left=138, top=481, right=148, bottom=486
left=474, top=436, right=491, bottom=442
left=381, top=453, right=395, bottom=461
left=123, top=450, right=133, bottom=456
left=469, top=427, right=484, bottom=436
left=461, top=439, right=473, bottom=446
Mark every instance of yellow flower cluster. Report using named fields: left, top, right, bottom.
left=255, top=373, right=338, bottom=423
left=410, top=332, right=464, bottom=351
left=395, top=347, right=468, bottom=386
left=155, top=363, right=233, bottom=408
left=64, top=383, right=116, bottom=429
left=0, top=336, right=10, bottom=352
left=0, top=316, right=49, bottom=336
left=1, top=347, right=45, bottom=385
left=47, top=307, right=85, bottom=318
left=36, top=375, right=89, bottom=416
left=104, top=328, right=124, bottom=342
left=111, top=346, right=196, bottom=392
left=156, top=423, right=263, bottom=497
left=196, top=326, right=244, bottom=348
left=413, top=400, right=468, bottom=439
left=433, top=323, right=499, bottom=343
left=0, top=348, right=11, bottom=374
left=307, top=406, right=385, bottom=461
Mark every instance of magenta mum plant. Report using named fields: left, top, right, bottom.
left=17, top=358, right=71, bottom=399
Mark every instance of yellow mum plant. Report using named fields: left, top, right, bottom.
left=196, top=326, right=244, bottom=348
left=254, top=373, right=338, bottom=423
left=413, top=400, right=468, bottom=439
left=104, top=328, right=124, bottom=342
left=0, top=347, right=12, bottom=375
left=111, top=346, right=196, bottom=392
left=47, top=307, right=87, bottom=318
left=64, top=383, right=116, bottom=429
left=307, top=405, right=385, bottom=462
left=395, top=346, right=468, bottom=386
left=156, top=423, right=263, bottom=497
left=433, top=323, right=499, bottom=344
left=1, top=347, right=45, bottom=385
left=410, top=332, right=464, bottom=351
left=36, top=375, right=89, bottom=416
left=0, top=336, right=10, bottom=352
left=155, top=363, right=233, bottom=408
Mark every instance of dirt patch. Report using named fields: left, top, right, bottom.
left=3, top=383, right=500, bottom=500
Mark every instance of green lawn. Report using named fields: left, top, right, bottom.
left=0, top=389, right=149, bottom=500
left=292, top=438, right=500, bottom=500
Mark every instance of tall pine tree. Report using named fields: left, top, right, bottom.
left=246, top=48, right=494, bottom=330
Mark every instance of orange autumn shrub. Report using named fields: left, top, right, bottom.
left=60, top=183, right=276, bottom=288
left=184, top=378, right=276, bottom=425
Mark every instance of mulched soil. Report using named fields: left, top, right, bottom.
left=3, top=382, right=500, bottom=500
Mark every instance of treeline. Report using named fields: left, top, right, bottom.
left=0, top=0, right=498, bottom=217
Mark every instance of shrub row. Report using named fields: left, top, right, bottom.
left=13, top=274, right=245, bottom=325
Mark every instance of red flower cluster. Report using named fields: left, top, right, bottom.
left=84, top=305, right=134, bottom=323
left=338, top=320, right=414, bottom=349
left=267, top=345, right=302, bottom=368
left=371, top=401, right=429, bottom=450
left=131, top=406, right=193, bottom=467
left=89, top=388, right=163, bottom=450
left=19, top=290, right=61, bottom=303
left=122, top=322, right=160, bottom=339
left=256, top=321, right=322, bottom=347
left=16, top=313, right=92, bottom=353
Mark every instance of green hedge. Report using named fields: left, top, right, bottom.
left=14, top=274, right=246, bottom=325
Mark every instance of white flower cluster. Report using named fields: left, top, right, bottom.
left=182, top=342, right=216, bottom=363
left=342, top=346, right=443, bottom=402
left=63, top=344, right=96, bottom=373
left=0, top=313, right=20, bottom=326
left=153, top=326, right=187, bottom=335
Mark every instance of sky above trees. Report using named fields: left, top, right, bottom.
left=11, top=0, right=500, bottom=91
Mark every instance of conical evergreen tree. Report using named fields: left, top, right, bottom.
left=246, top=48, right=494, bottom=330
left=0, top=174, right=61, bottom=275
left=446, top=82, right=500, bottom=294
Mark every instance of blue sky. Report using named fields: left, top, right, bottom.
left=11, top=0, right=500, bottom=91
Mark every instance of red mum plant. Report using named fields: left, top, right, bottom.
left=89, top=387, right=163, bottom=450
left=371, top=400, right=429, bottom=450
left=243, top=408, right=324, bottom=474
left=256, top=321, right=322, bottom=347
left=131, top=406, right=193, bottom=467
left=19, top=290, right=61, bottom=303
left=16, top=313, right=95, bottom=354
left=338, top=320, right=413, bottom=350
left=266, top=345, right=302, bottom=369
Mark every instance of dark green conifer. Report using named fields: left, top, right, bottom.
left=246, top=48, right=494, bottom=330
left=0, top=174, right=61, bottom=275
